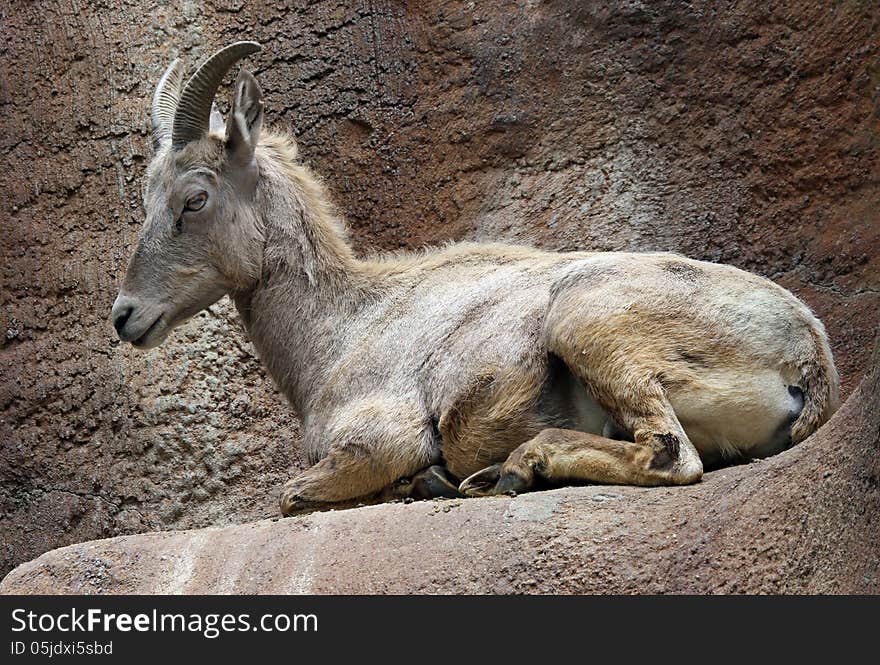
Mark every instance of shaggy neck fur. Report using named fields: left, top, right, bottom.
left=231, top=131, right=375, bottom=416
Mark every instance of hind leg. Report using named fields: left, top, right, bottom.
left=460, top=425, right=701, bottom=496
left=459, top=371, right=703, bottom=495
left=461, top=305, right=704, bottom=496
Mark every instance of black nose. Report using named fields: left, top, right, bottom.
left=113, top=306, right=133, bottom=334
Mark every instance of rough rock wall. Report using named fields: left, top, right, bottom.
left=1, top=0, right=878, bottom=578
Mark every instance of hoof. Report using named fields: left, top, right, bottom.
left=460, top=463, right=534, bottom=497
left=459, top=464, right=504, bottom=497
left=279, top=491, right=328, bottom=517
left=411, top=465, right=466, bottom=500
left=494, top=469, right=530, bottom=495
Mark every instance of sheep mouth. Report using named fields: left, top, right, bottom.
left=131, top=315, right=165, bottom=348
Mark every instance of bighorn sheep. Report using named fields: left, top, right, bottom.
left=112, top=42, right=840, bottom=515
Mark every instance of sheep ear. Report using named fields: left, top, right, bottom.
left=225, top=68, right=263, bottom=165
left=209, top=102, right=225, bottom=135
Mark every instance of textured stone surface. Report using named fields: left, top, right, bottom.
left=2, top=341, right=877, bottom=594
left=1, top=1, right=878, bottom=580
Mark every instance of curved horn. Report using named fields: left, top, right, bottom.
left=171, top=41, right=261, bottom=150
left=151, top=58, right=184, bottom=148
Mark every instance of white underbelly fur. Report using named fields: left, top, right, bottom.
left=571, top=368, right=799, bottom=463
left=669, top=368, right=799, bottom=461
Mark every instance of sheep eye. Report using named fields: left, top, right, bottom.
left=184, top=192, right=207, bottom=212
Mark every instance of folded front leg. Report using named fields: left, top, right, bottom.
left=280, top=396, right=437, bottom=516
